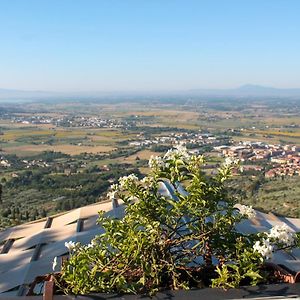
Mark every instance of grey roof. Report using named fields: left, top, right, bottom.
left=0, top=200, right=121, bottom=297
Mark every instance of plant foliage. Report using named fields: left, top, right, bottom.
left=59, top=146, right=299, bottom=295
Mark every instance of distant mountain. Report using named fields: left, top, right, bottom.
left=188, top=84, right=300, bottom=97
left=235, top=84, right=300, bottom=96
left=1, top=85, right=300, bottom=101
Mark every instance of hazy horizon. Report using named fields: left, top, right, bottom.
left=2, top=83, right=300, bottom=94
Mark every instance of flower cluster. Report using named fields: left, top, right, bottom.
left=253, top=238, right=274, bottom=260
left=163, top=144, right=190, bottom=161
left=119, top=174, right=139, bottom=188
left=253, top=224, right=297, bottom=260
left=107, top=190, right=116, bottom=200
left=239, top=205, right=256, bottom=219
left=65, top=241, right=76, bottom=251
left=268, top=224, right=296, bottom=246
left=148, top=144, right=192, bottom=173
left=149, top=155, right=165, bottom=169
left=110, top=184, right=119, bottom=191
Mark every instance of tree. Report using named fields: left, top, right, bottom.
left=41, top=209, right=47, bottom=218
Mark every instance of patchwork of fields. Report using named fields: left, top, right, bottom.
left=0, top=99, right=300, bottom=229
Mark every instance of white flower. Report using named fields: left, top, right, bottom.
left=110, top=184, right=119, bottom=191
left=239, top=205, right=256, bottom=219
left=107, top=191, right=116, bottom=200
left=163, top=144, right=190, bottom=161
left=65, top=241, right=76, bottom=251
left=253, top=224, right=296, bottom=260
left=253, top=238, right=274, bottom=259
left=149, top=155, right=165, bottom=169
left=268, top=224, right=295, bottom=246
left=119, top=174, right=138, bottom=188
left=52, top=256, right=58, bottom=271
left=163, top=149, right=176, bottom=160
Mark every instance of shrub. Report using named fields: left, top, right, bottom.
left=58, top=145, right=299, bottom=295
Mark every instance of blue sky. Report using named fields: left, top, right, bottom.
left=0, top=0, right=300, bottom=91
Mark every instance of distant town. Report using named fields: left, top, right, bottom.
left=1, top=125, right=299, bottom=178
left=7, top=114, right=135, bottom=129
left=214, top=142, right=300, bottom=178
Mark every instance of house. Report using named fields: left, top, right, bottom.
left=265, top=170, right=276, bottom=178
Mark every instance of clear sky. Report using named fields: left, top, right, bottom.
left=0, top=0, right=300, bottom=92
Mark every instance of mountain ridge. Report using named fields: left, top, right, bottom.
left=1, top=85, right=300, bottom=100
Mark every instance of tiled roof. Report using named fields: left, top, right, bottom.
left=0, top=200, right=118, bottom=297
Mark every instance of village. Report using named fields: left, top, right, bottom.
left=129, top=131, right=229, bottom=148
left=128, top=131, right=300, bottom=179
left=8, top=114, right=135, bottom=129
left=214, top=142, right=300, bottom=178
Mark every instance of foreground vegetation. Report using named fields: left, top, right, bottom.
left=57, top=147, right=300, bottom=295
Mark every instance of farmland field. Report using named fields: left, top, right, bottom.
left=3, top=144, right=116, bottom=156
left=0, top=98, right=300, bottom=229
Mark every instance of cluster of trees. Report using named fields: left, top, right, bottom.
left=1, top=207, right=47, bottom=224
left=109, top=148, right=140, bottom=159
left=130, top=125, right=190, bottom=134
left=0, top=161, right=141, bottom=229
left=27, top=151, right=70, bottom=162
left=227, top=175, right=265, bottom=199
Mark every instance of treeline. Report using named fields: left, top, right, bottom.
left=26, top=150, right=70, bottom=162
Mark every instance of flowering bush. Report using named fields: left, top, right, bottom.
left=58, top=145, right=300, bottom=294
